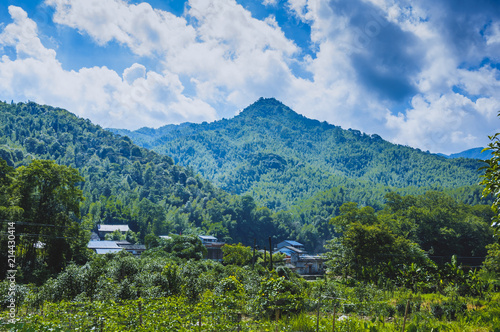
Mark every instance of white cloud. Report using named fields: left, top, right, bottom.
left=0, top=6, right=56, bottom=61
left=262, top=0, right=278, bottom=6
left=0, top=6, right=217, bottom=129
left=485, top=22, right=500, bottom=45
left=45, top=0, right=196, bottom=57
left=385, top=93, right=489, bottom=153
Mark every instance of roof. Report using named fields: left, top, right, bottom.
left=88, top=240, right=121, bottom=249
left=119, top=244, right=147, bottom=250
left=299, top=254, right=325, bottom=261
left=277, top=240, right=304, bottom=249
left=95, top=248, right=123, bottom=254
left=282, top=240, right=303, bottom=247
left=276, top=246, right=304, bottom=254
left=97, top=224, right=130, bottom=232
left=199, top=235, right=218, bottom=241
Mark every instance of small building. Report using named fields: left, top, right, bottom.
left=277, top=240, right=305, bottom=251
left=198, top=235, right=224, bottom=261
left=275, top=240, right=324, bottom=276
left=117, top=242, right=147, bottom=257
left=198, top=235, right=218, bottom=244
left=291, top=254, right=325, bottom=275
left=97, top=224, right=130, bottom=239
left=276, top=245, right=305, bottom=260
left=88, top=240, right=123, bottom=254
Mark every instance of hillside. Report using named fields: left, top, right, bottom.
left=111, top=98, right=486, bottom=211
left=438, top=147, right=492, bottom=160
left=0, top=101, right=284, bottom=248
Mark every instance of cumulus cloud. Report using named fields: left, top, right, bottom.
left=0, top=5, right=217, bottom=129
left=46, top=0, right=196, bottom=57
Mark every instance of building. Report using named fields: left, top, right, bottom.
left=275, top=240, right=324, bottom=276
left=277, top=240, right=305, bottom=251
left=88, top=240, right=123, bottom=254
left=97, top=224, right=130, bottom=240
left=117, top=242, right=147, bottom=257
left=87, top=240, right=146, bottom=256
left=198, top=235, right=224, bottom=261
left=290, top=254, right=325, bottom=275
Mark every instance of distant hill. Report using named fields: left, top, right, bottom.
left=438, top=147, right=492, bottom=160
left=0, top=99, right=490, bottom=253
left=111, top=97, right=486, bottom=211
left=0, top=101, right=288, bottom=248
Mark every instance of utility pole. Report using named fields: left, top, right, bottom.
left=269, top=236, right=273, bottom=270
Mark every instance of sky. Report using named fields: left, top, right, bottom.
left=0, top=0, right=500, bottom=154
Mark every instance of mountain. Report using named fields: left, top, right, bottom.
left=0, top=101, right=287, bottom=248
left=0, top=99, right=490, bottom=253
left=111, top=98, right=486, bottom=211
left=438, top=147, right=492, bottom=160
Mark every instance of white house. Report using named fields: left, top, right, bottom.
left=97, top=224, right=130, bottom=239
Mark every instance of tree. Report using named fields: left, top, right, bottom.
left=481, top=132, right=500, bottom=233
left=222, top=243, right=252, bottom=266
left=11, top=160, right=88, bottom=282
left=160, top=235, right=207, bottom=260
left=327, top=202, right=431, bottom=282
left=0, top=158, right=23, bottom=278
left=325, top=222, right=430, bottom=282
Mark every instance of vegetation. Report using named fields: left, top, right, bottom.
left=1, top=246, right=499, bottom=331
left=111, top=98, right=487, bottom=212
left=0, top=99, right=499, bottom=330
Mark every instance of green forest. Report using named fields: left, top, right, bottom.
left=111, top=98, right=486, bottom=211
left=0, top=100, right=499, bottom=331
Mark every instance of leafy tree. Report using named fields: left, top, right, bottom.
left=222, top=243, right=252, bottom=266
left=326, top=222, right=429, bottom=282
left=160, top=235, right=207, bottom=260
left=11, top=160, right=88, bottom=282
left=481, top=132, right=500, bottom=233
left=481, top=243, right=500, bottom=279
left=105, top=229, right=126, bottom=241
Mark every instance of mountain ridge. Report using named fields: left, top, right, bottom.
left=110, top=97, right=485, bottom=210
left=438, top=147, right=492, bottom=160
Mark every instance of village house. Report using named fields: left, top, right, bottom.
left=87, top=240, right=146, bottom=256
left=87, top=240, right=123, bottom=254
left=199, top=235, right=224, bottom=261
left=97, top=224, right=130, bottom=240
left=275, top=240, right=324, bottom=276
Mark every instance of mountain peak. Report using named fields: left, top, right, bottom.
left=238, top=97, right=303, bottom=121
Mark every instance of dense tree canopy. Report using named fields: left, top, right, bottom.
left=0, top=160, right=89, bottom=282
left=112, top=98, right=486, bottom=211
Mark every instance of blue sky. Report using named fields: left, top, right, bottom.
left=1, top=0, right=500, bottom=154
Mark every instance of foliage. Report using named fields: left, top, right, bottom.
left=111, top=97, right=486, bottom=213
left=0, top=159, right=89, bottom=282
left=481, top=243, right=500, bottom=279
left=0, top=101, right=287, bottom=250
left=158, top=234, right=207, bottom=260
left=480, top=132, right=500, bottom=232
left=222, top=243, right=252, bottom=266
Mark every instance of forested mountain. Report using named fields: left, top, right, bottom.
left=0, top=100, right=491, bottom=255
left=0, top=101, right=284, bottom=250
left=439, top=147, right=492, bottom=160
left=111, top=97, right=486, bottom=211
